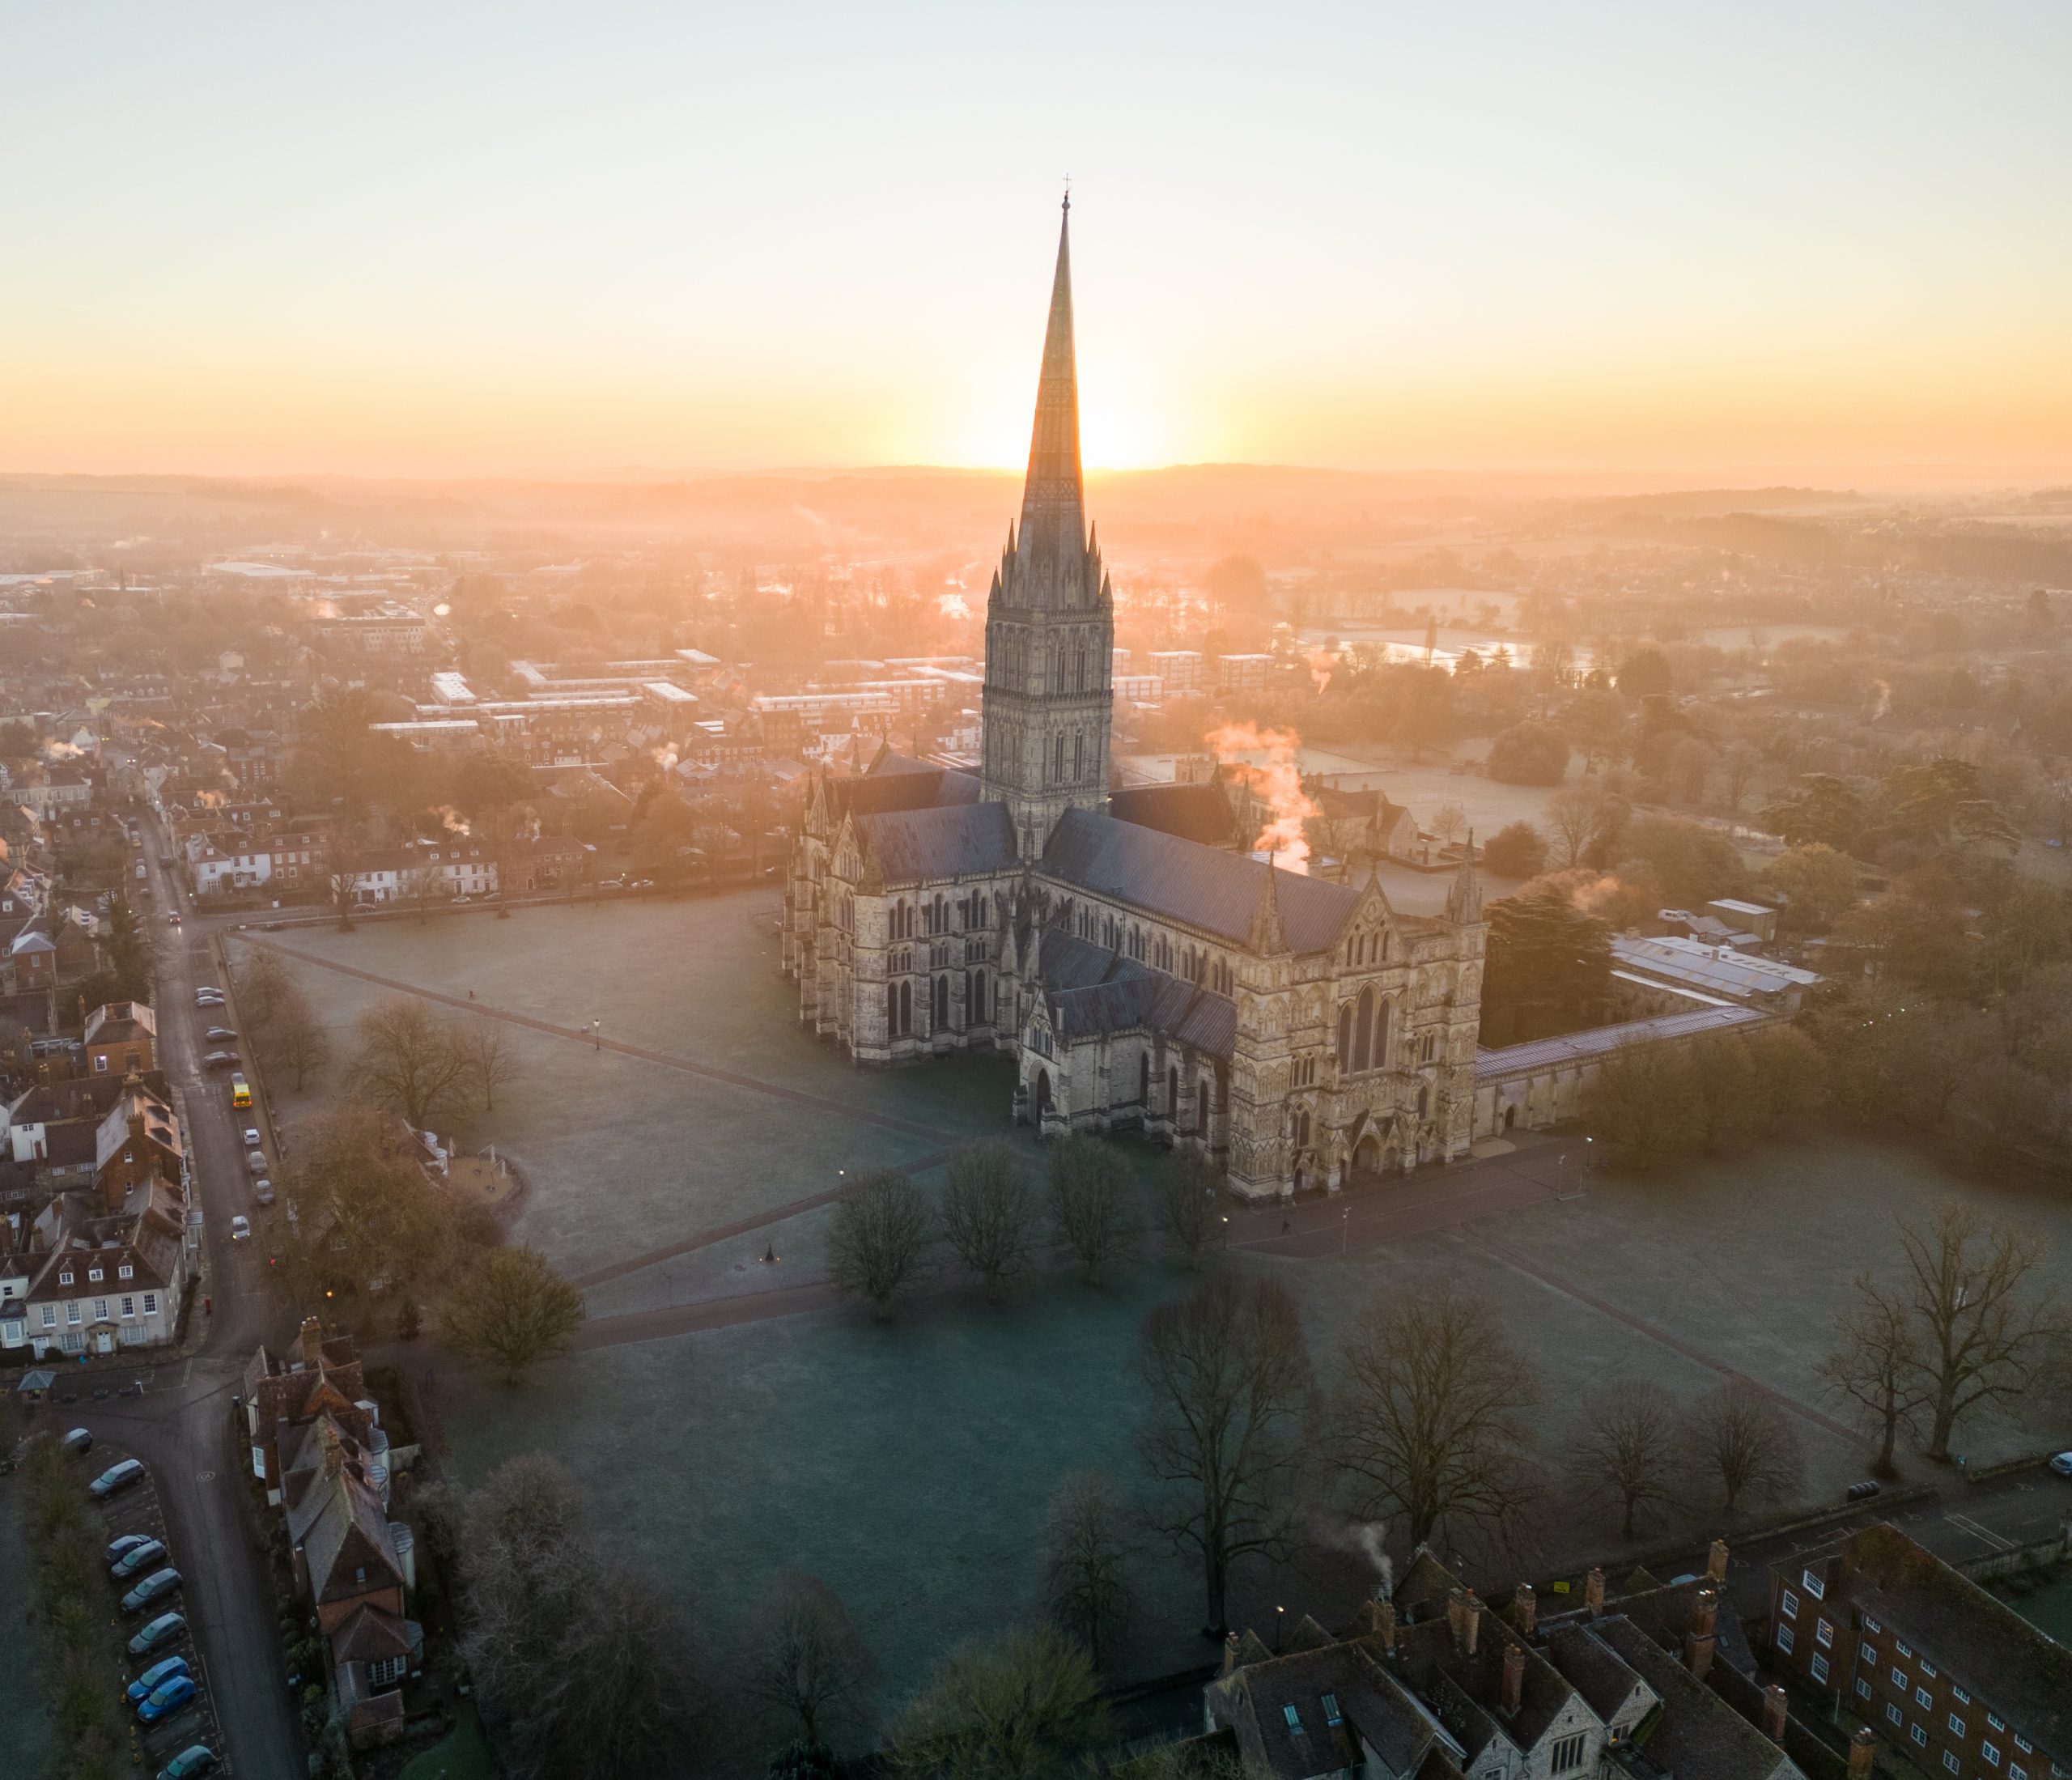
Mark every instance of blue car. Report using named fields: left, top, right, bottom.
left=128, top=1612, right=186, bottom=1656
left=127, top=1655, right=189, bottom=1705
left=137, top=1673, right=197, bottom=1724
left=111, top=1538, right=168, bottom=1580
left=156, top=1748, right=218, bottom=1780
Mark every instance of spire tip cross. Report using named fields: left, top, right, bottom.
left=1061, top=178, right=1071, bottom=215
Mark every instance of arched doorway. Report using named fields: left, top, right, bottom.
left=1352, top=1133, right=1382, bottom=1175
left=1036, top=1069, right=1052, bottom=1117
left=1502, top=1104, right=1516, bottom=1132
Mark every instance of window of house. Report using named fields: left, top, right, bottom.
left=1858, top=1679, right=1873, bottom=1701
left=2009, top=1765, right=2026, bottom=1780
left=1816, top=1620, right=1833, bottom=1647
left=1944, top=1758, right=1959, bottom=1776
left=1863, top=1642, right=1879, bottom=1663
left=1983, top=1746, right=1998, bottom=1769
left=2012, top=1736, right=2030, bottom=1754
left=1922, top=1659, right=1939, bottom=1679
left=1282, top=1706, right=1301, bottom=1733
left=120, top=1297, right=134, bottom=1319
left=142, top=1294, right=157, bottom=1315
left=1781, top=1589, right=1798, bottom=1619
left=1895, top=1668, right=1910, bottom=1689
left=87, top=1268, right=102, bottom=1283
left=1913, top=1726, right=1929, bottom=1748
left=1323, top=1694, right=1341, bottom=1728
left=1955, top=1687, right=1972, bottom=1705
left=1889, top=1705, right=1905, bottom=1727
left=1777, top=1625, right=1795, bottom=1655
left=40, top=1306, right=55, bottom=1328
left=1951, top=1716, right=1967, bottom=1739
left=1802, top=1569, right=1824, bottom=1600
left=66, top=1303, right=80, bottom=1324
left=58, top=1272, right=73, bottom=1288
left=93, top=1299, right=108, bottom=1322
left=118, top=1264, right=132, bottom=1280
left=1552, top=1734, right=1587, bottom=1774
left=1988, top=1716, right=2005, bottom=1733
left=1898, top=1639, right=1914, bottom=1658
left=1811, top=1654, right=1830, bottom=1685
left=368, top=1655, right=407, bottom=1689
left=1919, top=1689, right=1935, bottom=1710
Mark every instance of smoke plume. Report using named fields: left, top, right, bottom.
left=430, top=803, right=471, bottom=837
left=1207, top=721, right=1319, bottom=874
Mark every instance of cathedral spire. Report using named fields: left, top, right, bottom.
left=1016, top=193, right=1086, bottom=580
left=1248, top=858, right=1288, bottom=955
left=1446, top=830, right=1484, bottom=925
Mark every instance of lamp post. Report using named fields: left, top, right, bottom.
left=590, top=1017, right=601, bottom=1051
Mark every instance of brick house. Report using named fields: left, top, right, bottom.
left=83, top=1000, right=155, bottom=1076
left=1764, top=1524, right=2071, bottom=1779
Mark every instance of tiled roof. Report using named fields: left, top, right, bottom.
left=1107, top=781, right=1239, bottom=848
left=1035, top=931, right=1238, bottom=1057
left=1473, top=1007, right=1769, bottom=1082
left=1042, top=808, right=1358, bottom=954
left=1587, top=1616, right=1797, bottom=1780
left=856, top=801, right=1017, bottom=883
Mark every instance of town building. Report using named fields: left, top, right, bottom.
left=783, top=204, right=1486, bottom=1202
left=82, top=1000, right=155, bottom=1077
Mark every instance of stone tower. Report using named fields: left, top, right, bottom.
left=980, top=196, right=1115, bottom=860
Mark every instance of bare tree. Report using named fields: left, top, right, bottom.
left=1137, top=1273, right=1314, bottom=1634
left=1042, top=1469, right=1134, bottom=1664
left=1545, top=785, right=1626, bottom=869
left=1047, top=1134, right=1137, bottom=1285
left=349, top=995, right=472, bottom=1129
left=887, top=1629, right=1110, bottom=1779
left=266, top=982, right=330, bottom=1092
left=441, top=1246, right=585, bottom=1383
left=937, top=1141, right=1037, bottom=1299
left=1899, top=1201, right=2066, bottom=1459
left=1818, top=1273, right=1931, bottom=1476
left=460, top=1016, right=522, bottom=1112
left=461, top=1455, right=703, bottom=1780
left=1684, top=1381, right=1803, bottom=1513
left=236, top=947, right=291, bottom=1029
left=1430, top=801, right=1468, bottom=845
left=1333, top=1291, right=1540, bottom=1550
left=744, top=1573, right=874, bottom=1755
left=1157, top=1150, right=1225, bottom=1269
left=827, top=1168, right=932, bottom=1318
left=401, top=861, right=447, bottom=923
left=1569, top=1381, right=1681, bottom=1537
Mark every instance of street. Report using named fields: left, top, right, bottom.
left=52, top=818, right=304, bottom=1778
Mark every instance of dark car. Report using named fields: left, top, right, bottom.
left=202, top=1050, right=239, bottom=1069
left=128, top=1611, right=186, bottom=1655
left=90, top=1459, right=146, bottom=1499
left=204, top=1026, right=238, bottom=1043
left=60, top=1427, right=92, bottom=1455
left=111, top=1539, right=168, bottom=1580
left=105, top=1532, right=152, bottom=1566
left=126, top=1655, right=189, bottom=1706
left=121, top=1567, right=182, bottom=1613
left=156, top=1746, right=218, bottom=1780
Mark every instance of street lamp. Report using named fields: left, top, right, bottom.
left=590, top=1018, right=601, bottom=1051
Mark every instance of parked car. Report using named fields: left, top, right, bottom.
left=60, top=1427, right=92, bottom=1455
left=630, top=877, right=655, bottom=890
left=121, top=1568, right=182, bottom=1613
left=157, top=1746, right=218, bottom=1780
left=202, top=1051, right=239, bottom=1070
left=2050, top=1451, right=2072, bottom=1478
left=241, top=1127, right=261, bottom=1149
left=126, top=1655, right=189, bottom=1705
left=204, top=1026, right=238, bottom=1042
left=245, top=1150, right=266, bottom=1176
left=129, top=1612, right=186, bottom=1656
left=90, top=1459, right=146, bottom=1500
left=106, top=1532, right=152, bottom=1566
left=193, top=988, right=223, bottom=1005
left=111, top=1539, right=168, bottom=1580
left=229, top=1215, right=251, bottom=1243
left=253, top=1179, right=274, bottom=1207
left=138, top=1673, right=198, bottom=1724
left=163, top=912, right=182, bottom=925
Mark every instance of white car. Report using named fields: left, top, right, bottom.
left=229, top=1215, right=251, bottom=1242
left=2049, top=1451, right=2072, bottom=1478
left=245, top=1150, right=266, bottom=1175
left=241, top=1128, right=261, bottom=1149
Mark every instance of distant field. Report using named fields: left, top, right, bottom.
left=0, top=1487, right=53, bottom=1774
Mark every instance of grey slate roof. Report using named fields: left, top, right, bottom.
left=1473, top=1006, right=1769, bottom=1082
left=1042, top=806, right=1358, bottom=954
left=856, top=801, right=1017, bottom=884
left=828, top=764, right=982, bottom=822
left=1108, top=780, right=1239, bottom=848
left=1586, top=1616, right=1798, bottom=1780
left=1036, top=930, right=1238, bottom=1058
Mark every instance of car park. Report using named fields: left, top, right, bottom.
left=90, top=1459, right=146, bottom=1499
left=128, top=1612, right=185, bottom=1655
left=253, top=1179, right=274, bottom=1206
left=106, top=1532, right=152, bottom=1565
left=204, top=1026, right=237, bottom=1043
left=61, top=1427, right=92, bottom=1455
left=157, top=1746, right=218, bottom=1780
left=229, top=1215, right=251, bottom=1242
left=111, top=1539, right=167, bottom=1579
left=137, top=1673, right=198, bottom=1724
left=126, top=1655, right=189, bottom=1705
left=121, top=1568, right=182, bottom=1613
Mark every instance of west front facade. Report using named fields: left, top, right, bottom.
left=782, top=202, right=1488, bottom=1203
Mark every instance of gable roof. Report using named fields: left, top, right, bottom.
left=1586, top=1616, right=1798, bottom=1780
left=1035, top=931, right=1238, bottom=1058
left=854, top=801, right=1017, bottom=884
left=1042, top=806, right=1359, bottom=954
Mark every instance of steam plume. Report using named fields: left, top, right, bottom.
left=1208, top=721, right=1319, bottom=874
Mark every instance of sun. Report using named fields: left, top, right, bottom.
left=950, top=387, right=1170, bottom=472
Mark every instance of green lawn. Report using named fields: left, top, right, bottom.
left=400, top=1703, right=494, bottom=1780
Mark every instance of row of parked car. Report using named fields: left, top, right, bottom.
left=86, top=1449, right=220, bottom=1780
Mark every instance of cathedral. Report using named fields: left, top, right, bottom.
left=782, top=202, right=1488, bottom=1202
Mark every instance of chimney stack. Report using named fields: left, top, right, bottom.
left=1584, top=1567, right=1605, bottom=1615
left=1501, top=1641, right=1525, bottom=1714
left=1511, top=1582, right=1536, bottom=1636
left=1848, top=1728, right=1877, bottom=1780
left=1761, top=1684, right=1787, bottom=1744
left=1221, top=1631, right=1240, bottom=1677
left=1446, top=1587, right=1468, bottom=1650
left=1463, top=1590, right=1482, bottom=1655
left=1689, top=1587, right=1718, bottom=1639
left=1707, top=1538, right=1730, bottom=1582
left=1375, top=1599, right=1398, bottom=1653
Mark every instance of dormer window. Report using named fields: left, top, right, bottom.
left=87, top=1268, right=103, bottom=1283
left=1282, top=1706, right=1302, bottom=1733
left=118, top=1265, right=134, bottom=1280
left=58, top=1272, right=74, bottom=1287
left=1323, top=1693, right=1342, bottom=1727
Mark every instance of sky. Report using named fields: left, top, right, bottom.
left=4, top=2, right=2070, bottom=482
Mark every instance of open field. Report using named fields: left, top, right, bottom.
left=253, top=891, right=2072, bottom=1734
left=0, top=1483, right=54, bottom=1774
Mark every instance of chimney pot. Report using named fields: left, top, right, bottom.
left=1501, top=1641, right=1525, bottom=1714
left=1511, top=1582, right=1536, bottom=1636
left=1848, top=1727, right=1877, bottom=1780
left=1221, top=1631, right=1240, bottom=1676
left=1761, top=1684, right=1787, bottom=1744
left=1584, top=1567, right=1605, bottom=1615
left=1707, top=1538, right=1730, bottom=1582
left=1463, top=1589, right=1482, bottom=1655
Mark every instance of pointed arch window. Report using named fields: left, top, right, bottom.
left=935, top=975, right=951, bottom=1030
left=1352, top=987, right=1374, bottom=1073
left=1073, top=733, right=1083, bottom=781
left=1055, top=734, right=1067, bottom=782
left=1167, top=1065, right=1180, bottom=1119
left=898, top=979, right=912, bottom=1037
left=1371, top=996, right=1391, bottom=1070
left=1338, top=1001, right=1354, bottom=1068
left=1139, top=1052, right=1150, bottom=1105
